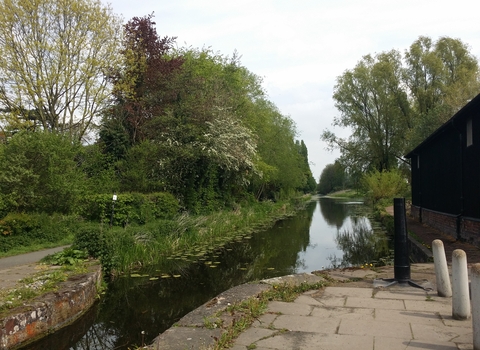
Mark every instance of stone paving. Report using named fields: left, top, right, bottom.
left=151, top=264, right=476, bottom=350
left=230, top=282, right=471, bottom=350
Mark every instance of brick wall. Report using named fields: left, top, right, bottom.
left=421, top=209, right=458, bottom=238
left=0, top=265, right=102, bottom=349
left=460, top=217, right=480, bottom=246
left=410, top=208, right=480, bottom=246
left=410, top=205, right=421, bottom=221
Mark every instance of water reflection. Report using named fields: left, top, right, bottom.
left=22, top=197, right=390, bottom=350
left=329, top=218, right=390, bottom=268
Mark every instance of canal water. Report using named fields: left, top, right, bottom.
left=22, top=197, right=391, bottom=350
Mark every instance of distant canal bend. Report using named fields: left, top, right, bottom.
left=23, top=197, right=391, bottom=350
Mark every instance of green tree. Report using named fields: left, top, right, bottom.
left=361, top=169, right=409, bottom=206
left=405, top=36, right=480, bottom=148
left=324, top=50, right=411, bottom=172
left=0, top=132, right=85, bottom=214
left=248, top=100, right=305, bottom=200
left=323, top=36, right=480, bottom=174
left=317, top=162, right=345, bottom=194
left=296, top=140, right=316, bottom=193
left=0, top=0, right=123, bottom=140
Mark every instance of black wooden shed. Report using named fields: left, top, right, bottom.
left=405, top=93, right=480, bottom=244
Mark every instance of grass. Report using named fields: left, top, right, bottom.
left=0, top=237, right=74, bottom=259
left=326, top=189, right=363, bottom=198
left=102, top=198, right=308, bottom=275
left=207, top=281, right=328, bottom=350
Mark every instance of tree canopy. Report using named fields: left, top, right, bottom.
left=0, top=9, right=316, bottom=216
left=0, top=0, right=123, bottom=140
left=323, top=36, right=480, bottom=174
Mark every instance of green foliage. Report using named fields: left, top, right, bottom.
left=318, top=162, right=345, bottom=194
left=324, top=36, right=480, bottom=174
left=0, top=0, right=123, bottom=140
left=0, top=132, right=85, bottom=215
left=296, top=140, right=317, bottom=193
left=79, top=192, right=179, bottom=226
left=42, top=248, right=89, bottom=266
left=77, top=144, right=119, bottom=194
left=0, top=213, right=78, bottom=253
left=361, top=169, right=410, bottom=206
left=73, top=224, right=116, bottom=275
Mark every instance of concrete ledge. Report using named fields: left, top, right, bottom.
left=0, top=264, right=102, bottom=350
left=151, top=274, right=325, bottom=350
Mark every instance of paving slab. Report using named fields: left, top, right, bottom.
left=375, top=308, right=444, bottom=326
left=338, top=318, right=413, bottom=339
left=273, top=314, right=340, bottom=333
left=345, top=295, right=406, bottom=309
left=255, top=332, right=374, bottom=350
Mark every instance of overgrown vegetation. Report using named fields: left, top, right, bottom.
left=74, top=197, right=307, bottom=276
left=361, top=169, right=409, bottom=208
left=0, top=9, right=316, bottom=276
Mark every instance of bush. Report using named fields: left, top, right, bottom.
left=0, top=213, right=78, bottom=253
left=362, top=169, right=410, bottom=207
left=78, top=192, right=179, bottom=226
left=73, top=224, right=116, bottom=275
left=0, top=132, right=85, bottom=214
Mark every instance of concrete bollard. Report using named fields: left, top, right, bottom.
left=470, top=263, right=480, bottom=349
left=452, top=249, right=470, bottom=320
left=432, top=239, right=452, bottom=297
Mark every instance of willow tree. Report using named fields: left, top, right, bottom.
left=323, top=36, right=480, bottom=173
left=323, top=50, right=411, bottom=172
left=404, top=36, right=480, bottom=148
left=0, top=0, right=123, bottom=140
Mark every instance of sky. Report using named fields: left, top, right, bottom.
left=109, top=0, right=480, bottom=180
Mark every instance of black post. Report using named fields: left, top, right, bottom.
left=393, top=197, right=410, bottom=282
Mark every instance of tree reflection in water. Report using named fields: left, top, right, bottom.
left=330, top=217, right=390, bottom=268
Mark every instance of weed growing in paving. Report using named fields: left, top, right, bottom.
left=208, top=281, right=328, bottom=349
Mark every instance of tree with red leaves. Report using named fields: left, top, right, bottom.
left=106, top=14, right=183, bottom=146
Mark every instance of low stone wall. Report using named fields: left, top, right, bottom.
left=0, top=264, right=102, bottom=350
left=411, top=206, right=480, bottom=246
left=421, top=209, right=458, bottom=238
left=460, top=216, right=480, bottom=247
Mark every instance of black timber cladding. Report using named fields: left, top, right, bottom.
left=405, top=93, right=480, bottom=220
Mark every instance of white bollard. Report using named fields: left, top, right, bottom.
left=452, top=249, right=470, bottom=320
left=432, top=239, right=452, bottom=297
left=470, top=263, right=480, bottom=350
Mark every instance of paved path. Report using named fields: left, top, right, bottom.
left=155, top=264, right=475, bottom=350
left=0, top=246, right=68, bottom=290
left=231, top=282, right=471, bottom=350
left=154, top=207, right=480, bottom=350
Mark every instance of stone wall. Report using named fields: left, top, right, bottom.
left=0, top=264, right=102, bottom=350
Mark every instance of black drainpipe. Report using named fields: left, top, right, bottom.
left=451, top=118, right=464, bottom=240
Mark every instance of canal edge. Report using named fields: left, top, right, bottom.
left=0, top=264, right=102, bottom=350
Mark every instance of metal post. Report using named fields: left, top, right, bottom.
left=393, top=197, right=410, bottom=282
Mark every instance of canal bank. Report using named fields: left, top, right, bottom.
left=151, top=206, right=480, bottom=349
left=0, top=263, right=102, bottom=350
left=151, top=263, right=473, bottom=350
left=3, top=199, right=480, bottom=349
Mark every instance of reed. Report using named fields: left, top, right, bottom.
left=99, top=198, right=306, bottom=275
